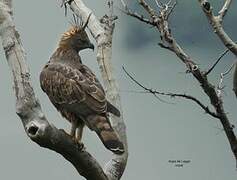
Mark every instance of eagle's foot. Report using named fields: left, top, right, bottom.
left=70, top=136, right=84, bottom=151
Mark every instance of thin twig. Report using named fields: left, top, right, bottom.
left=124, top=0, right=237, bottom=167
left=198, top=0, right=237, bottom=56
left=123, top=66, right=219, bottom=118
left=120, top=8, right=155, bottom=25
left=119, top=0, right=155, bottom=25
left=120, top=90, right=151, bottom=94
left=120, top=0, right=127, bottom=8
left=155, top=0, right=163, bottom=9
left=167, top=0, right=177, bottom=19
left=217, top=61, right=236, bottom=97
left=121, top=66, right=174, bottom=104
left=205, top=49, right=230, bottom=75
left=218, top=0, right=232, bottom=21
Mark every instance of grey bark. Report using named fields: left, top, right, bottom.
left=67, top=1, right=128, bottom=179
left=0, top=0, right=127, bottom=179
left=121, top=0, right=237, bottom=167
left=198, top=0, right=237, bottom=56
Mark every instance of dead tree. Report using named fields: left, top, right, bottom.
left=0, top=0, right=128, bottom=179
left=121, top=0, right=237, bottom=167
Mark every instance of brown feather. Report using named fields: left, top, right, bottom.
left=40, top=26, right=123, bottom=154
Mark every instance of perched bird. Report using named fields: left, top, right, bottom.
left=40, top=15, right=124, bottom=154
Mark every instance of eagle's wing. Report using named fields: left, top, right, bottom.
left=40, top=62, right=107, bottom=114
left=40, top=62, right=124, bottom=154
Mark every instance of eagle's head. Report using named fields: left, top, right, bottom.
left=59, top=14, right=94, bottom=52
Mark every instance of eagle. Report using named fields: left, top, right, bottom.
left=40, top=15, right=124, bottom=154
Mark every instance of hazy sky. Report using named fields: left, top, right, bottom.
left=0, top=0, right=237, bottom=180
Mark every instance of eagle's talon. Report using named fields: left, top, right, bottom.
left=70, top=136, right=84, bottom=150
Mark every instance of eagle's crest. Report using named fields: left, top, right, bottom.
left=40, top=15, right=124, bottom=154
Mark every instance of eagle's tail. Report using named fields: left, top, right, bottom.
left=88, top=115, right=124, bottom=155
left=97, top=129, right=125, bottom=155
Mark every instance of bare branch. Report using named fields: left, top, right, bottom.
left=218, top=0, right=232, bottom=21
left=123, top=0, right=237, bottom=166
left=0, top=1, right=109, bottom=180
left=119, top=0, right=156, bottom=25
left=64, top=0, right=128, bottom=179
left=217, top=61, right=236, bottom=97
left=158, top=42, right=172, bottom=50
left=197, top=3, right=237, bottom=161
left=155, top=0, right=163, bottom=9
left=198, top=0, right=237, bottom=56
left=139, top=0, right=157, bottom=17
left=233, top=61, right=237, bottom=97
left=120, top=0, right=127, bottom=8
left=121, top=8, right=155, bottom=25
left=28, top=123, right=109, bottom=180
left=123, top=67, right=219, bottom=119
left=205, top=48, right=230, bottom=75
left=166, top=0, right=177, bottom=19
left=137, top=1, right=196, bottom=69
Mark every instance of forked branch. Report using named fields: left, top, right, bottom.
left=63, top=0, right=128, bottom=179
left=121, top=0, right=237, bottom=166
left=123, top=67, right=219, bottom=119
left=198, top=0, right=237, bottom=56
left=0, top=0, right=127, bottom=180
left=218, top=0, right=232, bottom=21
